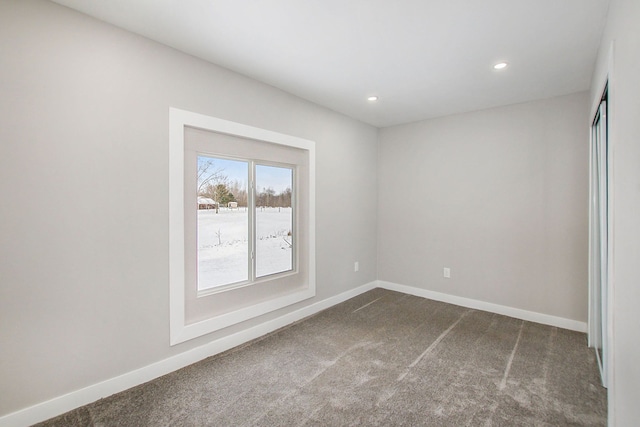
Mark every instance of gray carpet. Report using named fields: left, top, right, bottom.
left=35, top=289, right=607, bottom=426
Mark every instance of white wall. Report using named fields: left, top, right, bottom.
left=0, top=0, right=377, bottom=418
left=590, top=0, right=640, bottom=425
left=378, top=92, right=590, bottom=322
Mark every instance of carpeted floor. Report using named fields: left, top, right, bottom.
left=35, top=289, right=607, bottom=426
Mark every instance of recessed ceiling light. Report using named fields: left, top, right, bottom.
left=367, top=96, right=379, bottom=101
left=494, top=62, right=508, bottom=70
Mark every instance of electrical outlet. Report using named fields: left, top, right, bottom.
left=443, top=267, right=451, bottom=278
left=354, top=261, right=359, bottom=272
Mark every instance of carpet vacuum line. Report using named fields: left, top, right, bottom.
left=396, top=310, right=470, bottom=382
left=499, top=320, right=525, bottom=391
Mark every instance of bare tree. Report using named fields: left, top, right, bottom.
left=228, top=180, right=248, bottom=207
left=198, top=158, right=228, bottom=213
left=256, top=186, right=291, bottom=208
left=197, top=158, right=227, bottom=196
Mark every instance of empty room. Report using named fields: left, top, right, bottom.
left=1, top=0, right=639, bottom=426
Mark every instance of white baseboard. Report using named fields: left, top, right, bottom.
left=0, top=281, right=377, bottom=427
left=376, top=280, right=587, bottom=333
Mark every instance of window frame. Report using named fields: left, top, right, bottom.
left=169, top=108, right=315, bottom=345
left=194, top=154, right=298, bottom=295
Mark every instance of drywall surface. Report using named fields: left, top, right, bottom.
left=590, top=0, right=640, bottom=424
left=0, top=0, right=377, bottom=417
left=378, top=92, right=589, bottom=323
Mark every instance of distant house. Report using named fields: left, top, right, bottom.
left=228, top=202, right=238, bottom=209
left=197, top=197, right=216, bottom=210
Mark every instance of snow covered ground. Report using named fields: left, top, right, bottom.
left=197, top=207, right=293, bottom=290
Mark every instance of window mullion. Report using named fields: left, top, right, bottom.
left=248, top=160, right=256, bottom=281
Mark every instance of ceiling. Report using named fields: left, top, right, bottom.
left=51, top=0, right=610, bottom=128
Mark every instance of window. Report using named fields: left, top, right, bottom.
left=196, top=156, right=295, bottom=291
left=170, top=108, right=315, bottom=345
left=197, top=156, right=250, bottom=290
left=254, top=164, right=294, bottom=278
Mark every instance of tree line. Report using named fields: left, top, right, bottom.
left=198, top=158, right=292, bottom=209
left=200, top=181, right=291, bottom=208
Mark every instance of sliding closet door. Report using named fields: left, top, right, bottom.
left=589, top=88, right=608, bottom=387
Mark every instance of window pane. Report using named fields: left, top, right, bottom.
left=255, top=164, right=293, bottom=278
left=197, top=156, right=249, bottom=290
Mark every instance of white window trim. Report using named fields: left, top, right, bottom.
left=169, top=108, right=316, bottom=345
